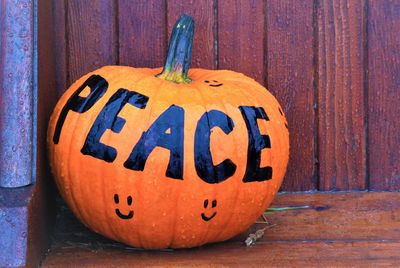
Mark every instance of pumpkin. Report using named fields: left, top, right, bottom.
left=47, top=14, right=289, bottom=249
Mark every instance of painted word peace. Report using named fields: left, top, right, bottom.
left=53, top=75, right=273, bottom=184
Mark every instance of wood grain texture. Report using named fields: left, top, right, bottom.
left=317, top=0, right=366, bottom=190
left=266, top=1, right=316, bottom=191
left=36, top=0, right=60, bottom=263
left=119, top=0, right=166, bottom=68
left=53, top=0, right=67, bottom=96
left=66, top=0, right=117, bottom=85
left=167, top=0, right=214, bottom=69
left=245, top=192, right=400, bottom=242
left=41, top=241, right=400, bottom=267
left=42, top=192, right=400, bottom=267
left=218, top=0, right=264, bottom=84
left=367, top=0, right=400, bottom=191
left=48, top=1, right=400, bottom=191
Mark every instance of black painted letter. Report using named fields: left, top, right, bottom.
left=194, top=110, right=236, bottom=184
left=239, top=106, right=273, bottom=182
left=124, top=105, right=184, bottom=179
left=81, top=88, right=149, bottom=162
left=53, top=75, right=108, bottom=144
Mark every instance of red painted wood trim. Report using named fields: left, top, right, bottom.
left=119, top=0, right=166, bottom=68
left=218, top=0, right=264, bottom=84
left=266, top=0, right=316, bottom=191
left=367, top=0, right=400, bottom=190
left=66, top=0, right=117, bottom=86
left=317, top=0, right=366, bottom=190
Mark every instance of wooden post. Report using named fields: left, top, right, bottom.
left=0, top=0, right=36, bottom=188
left=0, top=0, right=53, bottom=267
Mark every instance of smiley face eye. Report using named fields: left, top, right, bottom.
left=203, top=199, right=217, bottom=208
left=114, top=194, right=133, bottom=205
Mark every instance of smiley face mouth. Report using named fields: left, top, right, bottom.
left=115, top=209, right=134, bottom=220
left=204, top=80, right=223, bottom=87
left=201, top=212, right=217, bottom=221
left=209, top=83, right=223, bottom=87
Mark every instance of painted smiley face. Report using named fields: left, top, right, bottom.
left=114, top=194, right=134, bottom=220
left=201, top=199, right=217, bottom=221
left=204, top=80, right=223, bottom=87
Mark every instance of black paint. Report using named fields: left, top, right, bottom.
left=127, top=196, right=133, bottom=205
left=124, top=105, right=185, bottom=179
left=53, top=75, right=108, bottom=144
left=201, top=212, right=216, bottom=221
left=81, top=88, right=149, bottom=163
left=204, top=80, right=223, bottom=87
left=194, top=110, right=237, bottom=184
left=203, top=199, right=217, bottom=208
left=239, top=106, right=273, bottom=182
left=114, top=194, right=134, bottom=220
left=201, top=199, right=217, bottom=221
left=115, top=209, right=134, bottom=220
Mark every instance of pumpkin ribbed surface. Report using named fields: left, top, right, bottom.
left=48, top=15, right=289, bottom=249
left=48, top=66, right=289, bottom=249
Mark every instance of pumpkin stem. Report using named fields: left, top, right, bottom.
left=156, top=14, right=194, bottom=84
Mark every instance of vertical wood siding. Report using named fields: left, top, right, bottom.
left=266, top=0, right=316, bottom=191
left=367, top=0, right=400, bottom=191
left=168, top=0, right=215, bottom=69
left=52, top=0, right=400, bottom=192
left=317, top=0, right=366, bottom=190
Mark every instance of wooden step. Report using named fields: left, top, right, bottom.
left=41, top=192, right=400, bottom=267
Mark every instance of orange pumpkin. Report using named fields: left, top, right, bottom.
left=47, top=15, right=289, bottom=249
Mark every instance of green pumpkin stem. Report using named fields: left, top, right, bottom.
left=156, top=14, right=194, bottom=84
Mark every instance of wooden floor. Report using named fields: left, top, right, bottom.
left=41, top=192, right=400, bottom=267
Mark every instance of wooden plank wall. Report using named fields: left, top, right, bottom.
left=51, top=0, right=400, bottom=192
